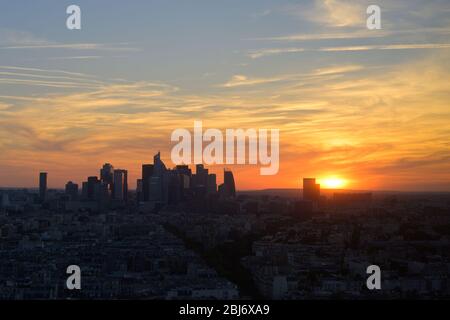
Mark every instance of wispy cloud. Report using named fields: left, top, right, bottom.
left=248, top=47, right=305, bottom=59
left=248, top=30, right=388, bottom=42
left=220, top=65, right=364, bottom=88
left=46, top=56, right=104, bottom=61
left=2, top=42, right=140, bottom=52
left=282, top=0, right=366, bottom=27
left=0, top=65, right=122, bottom=90
left=248, top=27, right=450, bottom=42
left=220, top=74, right=288, bottom=87
left=0, top=65, right=99, bottom=78
left=248, top=43, right=450, bottom=58
left=321, top=43, right=450, bottom=52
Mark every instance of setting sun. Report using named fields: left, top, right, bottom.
left=320, top=177, right=347, bottom=189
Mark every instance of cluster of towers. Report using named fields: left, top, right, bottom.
left=61, top=164, right=128, bottom=203
left=39, top=152, right=236, bottom=208
left=137, top=152, right=236, bottom=206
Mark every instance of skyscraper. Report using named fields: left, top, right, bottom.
left=150, top=152, right=168, bottom=204
left=219, top=169, right=236, bottom=199
left=100, top=163, right=114, bottom=185
left=87, top=176, right=100, bottom=201
left=65, top=181, right=79, bottom=201
left=153, top=152, right=167, bottom=176
left=194, top=164, right=208, bottom=187
left=208, top=174, right=217, bottom=194
left=39, top=172, right=47, bottom=202
left=113, top=169, right=128, bottom=201
left=136, top=179, right=143, bottom=203
left=303, top=178, right=320, bottom=202
left=100, top=163, right=114, bottom=198
left=142, top=164, right=154, bottom=202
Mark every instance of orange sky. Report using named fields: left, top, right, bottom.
left=1, top=1, right=450, bottom=191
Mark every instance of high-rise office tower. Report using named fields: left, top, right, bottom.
left=142, top=164, right=154, bottom=202
left=175, top=165, right=192, bottom=177
left=153, top=152, right=167, bottom=175
left=150, top=152, right=168, bottom=204
left=100, top=163, right=114, bottom=199
left=100, top=163, right=114, bottom=185
left=39, top=172, right=47, bottom=202
left=81, top=181, right=88, bottom=200
left=303, top=178, right=320, bottom=202
left=149, top=176, right=162, bottom=202
left=195, top=164, right=208, bottom=187
left=208, top=174, right=217, bottom=194
left=65, top=181, right=79, bottom=201
left=87, top=176, right=100, bottom=201
left=113, top=169, right=128, bottom=201
left=136, top=179, right=143, bottom=203
left=175, top=165, right=192, bottom=199
left=219, top=170, right=236, bottom=199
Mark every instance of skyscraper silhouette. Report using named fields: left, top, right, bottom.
left=100, top=163, right=114, bottom=185
left=113, top=169, right=128, bottom=201
left=303, top=178, right=320, bottom=202
left=142, top=164, right=154, bottom=202
left=39, top=172, right=47, bottom=202
left=65, top=181, right=79, bottom=201
left=219, top=170, right=236, bottom=199
left=87, top=176, right=100, bottom=201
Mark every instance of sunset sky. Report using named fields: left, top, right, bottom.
left=0, top=0, right=449, bottom=191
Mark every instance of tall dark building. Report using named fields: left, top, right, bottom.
left=87, top=176, right=100, bottom=201
left=208, top=174, right=217, bottom=194
left=113, top=169, right=128, bottom=202
left=219, top=170, right=236, bottom=199
left=100, top=163, right=114, bottom=185
left=81, top=181, right=88, bottom=200
left=175, top=165, right=192, bottom=177
left=303, top=178, right=320, bottom=202
left=136, top=179, right=143, bottom=203
left=65, top=181, right=79, bottom=201
left=39, top=172, right=47, bottom=202
left=100, top=163, right=114, bottom=198
left=142, top=164, right=154, bottom=202
left=151, top=152, right=169, bottom=204
left=194, top=164, right=208, bottom=187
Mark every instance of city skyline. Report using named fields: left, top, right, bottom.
left=0, top=1, right=450, bottom=191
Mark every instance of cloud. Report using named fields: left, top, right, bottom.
left=321, top=43, right=450, bottom=51
left=251, top=9, right=272, bottom=19
left=2, top=42, right=140, bottom=52
left=46, top=56, right=104, bottom=61
left=248, top=47, right=305, bottom=59
left=0, top=65, right=123, bottom=90
left=0, top=65, right=99, bottom=78
left=247, top=27, right=450, bottom=42
left=248, top=30, right=388, bottom=42
left=220, top=75, right=288, bottom=87
left=220, top=65, right=364, bottom=88
left=248, top=43, right=450, bottom=58
left=283, top=0, right=366, bottom=27
left=0, top=29, right=48, bottom=46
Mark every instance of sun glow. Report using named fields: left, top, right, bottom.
left=320, top=177, right=347, bottom=189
